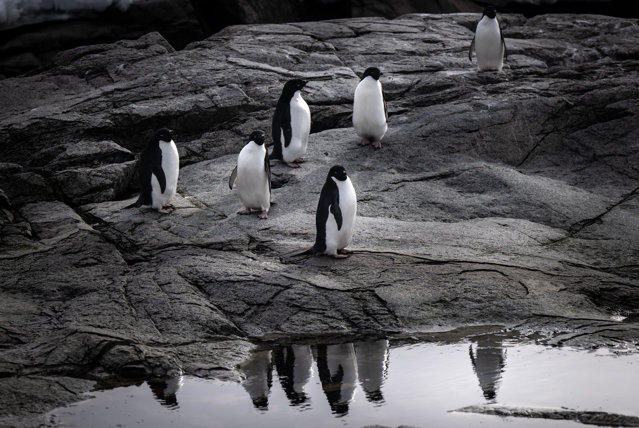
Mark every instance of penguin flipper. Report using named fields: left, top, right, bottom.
left=282, top=124, right=292, bottom=148
left=330, top=200, right=343, bottom=231
left=469, top=36, right=475, bottom=62
left=153, top=165, right=167, bottom=193
left=382, top=85, right=388, bottom=121
left=264, top=151, right=271, bottom=194
left=229, top=165, right=238, bottom=190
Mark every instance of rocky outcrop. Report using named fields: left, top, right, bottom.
left=0, top=12, right=638, bottom=425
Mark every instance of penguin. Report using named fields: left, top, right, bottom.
left=354, top=339, right=389, bottom=403
left=131, top=128, right=179, bottom=214
left=469, top=335, right=507, bottom=402
left=316, top=343, right=358, bottom=415
left=229, top=130, right=271, bottom=219
left=238, top=350, right=273, bottom=410
left=353, top=67, right=387, bottom=149
left=273, top=344, right=313, bottom=405
left=271, top=79, right=311, bottom=168
left=311, top=165, right=357, bottom=258
left=469, top=6, right=507, bottom=72
left=148, top=375, right=183, bottom=409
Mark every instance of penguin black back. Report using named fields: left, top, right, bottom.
left=312, top=165, right=348, bottom=253
left=134, top=128, right=173, bottom=207
left=250, top=129, right=271, bottom=194
left=271, top=79, right=308, bottom=160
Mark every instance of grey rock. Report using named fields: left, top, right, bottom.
left=0, top=12, right=638, bottom=425
left=455, top=404, right=639, bottom=427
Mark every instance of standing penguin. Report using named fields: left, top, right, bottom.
left=271, top=79, right=311, bottom=168
left=132, top=128, right=179, bottom=214
left=353, top=67, right=387, bottom=149
left=229, top=130, right=271, bottom=219
left=311, top=165, right=357, bottom=258
left=469, top=6, right=507, bottom=72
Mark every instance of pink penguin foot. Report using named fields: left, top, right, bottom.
left=338, top=248, right=353, bottom=255
left=238, top=208, right=252, bottom=215
left=157, top=208, right=171, bottom=214
left=332, top=253, right=350, bottom=259
left=258, top=210, right=268, bottom=219
left=372, top=140, right=382, bottom=149
left=359, top=138, right=371, bottom=146
left=162, top=203, right=174, bottom=209
left=286, top=162, right=301, bottom=168
left=294, top=158, right=305, bottom=163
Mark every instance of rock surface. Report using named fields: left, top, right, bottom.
left=1, top=12, right=638, bottom=426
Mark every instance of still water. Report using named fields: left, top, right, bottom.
left=50, top=337, right=639, bottom=427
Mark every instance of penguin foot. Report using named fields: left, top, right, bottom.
left=338, top=248, right=353, bottom=255
left=258, top=211, right=268, bottom=219
left=359, top=138, right=371, bottom=146
left=332, top=253, right=350, bottom=259
left=163, top=203, right=174, bottom=209
left=157, top=208, right=172, bottom=214
left=286, top=162, right=301, bottom=168
left=238, top=208, right=252, bottom=215
left=294, top=158, right=305, bottom=163
left=372, top=140, right=382, bottom=149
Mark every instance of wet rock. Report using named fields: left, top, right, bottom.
left=456, top=405, right=639, bottom=427
left=0, top=12, right=638, bottom=426
left=0, top=376, right=95, bottom=428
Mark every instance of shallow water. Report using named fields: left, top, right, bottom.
left=49, top=337, right=639, bottom=428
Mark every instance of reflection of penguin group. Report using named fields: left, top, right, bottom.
left=239, top=340, right=389, bottom=415
left=141, top=337, right=508, bottom=415
left=127, top=6, right=505, bottom=256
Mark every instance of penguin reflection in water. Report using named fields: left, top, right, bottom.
left=310, top=165, right=357, bottom=258
left=469, top=6, right=507, bottom=72
left=130, top=128, right=179, bottom=214
left=271, top=79, right=311, bottom=168
left=229, top=131, right=271, bottom=219
left=353, top=67, right=387, bottom=149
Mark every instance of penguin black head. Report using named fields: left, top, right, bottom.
left=361, top=67, right=382, bottom=81
left=327, top=165, right=348, bottom=182
left=153, top=128, right=174, bottom=144
left=248, top=130, right=266, bottom=146
left=281, top=79, right=308, bottom=98
left=483, top=6, right=497, bottom=19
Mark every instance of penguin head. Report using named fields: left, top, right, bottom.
left=328, top=165, right=348, bottom=182
left=248, top=130, right=266, bottom=146
left=361, top=67, right=382, bottom=81
left=483, top=6, right=497, bottom=19
left=281, top=79, right=308, bottom=98
left=153, top=128, right=174, bottom=144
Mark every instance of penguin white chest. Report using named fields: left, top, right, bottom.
left=475, top=17, right=504, bottom=71
left=236, top=143, right=270, bottom=211
left=283, top=91, right=311, bottom=163
left=353, top=78, right=387, bottom=140
left=325, top=177, right=357, bottom=254
left=151, top=140, right=179, bottom=208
